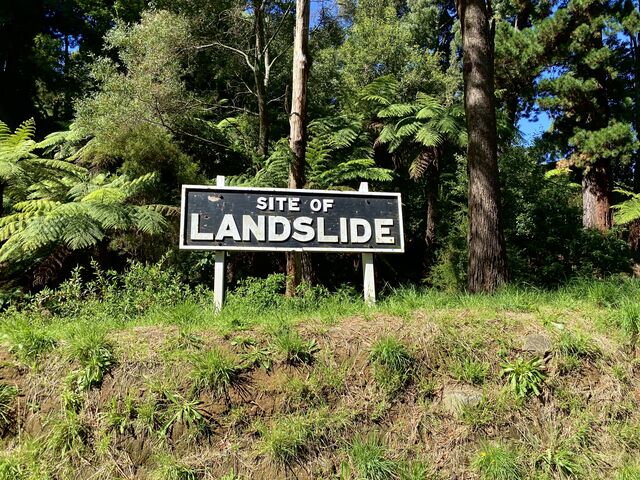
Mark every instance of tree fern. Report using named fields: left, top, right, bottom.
left=0, top=119, right=85, bottom=213
left=613, top=189, right=640, bottom=225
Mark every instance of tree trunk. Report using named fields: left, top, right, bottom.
left=457, top=0, right=508, bottom=293
left=424, top=150, right=440, bottom=272
left=285, top=0, right=310, bottom=297
left=631, top=33, right=640, bottom=193
left=254, top=3, right=269, bottom=157
left=582, top=159, right=612, bottom=231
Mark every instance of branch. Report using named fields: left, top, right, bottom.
left=263, top=3, right=293, bottom=55
left=194, top=42, right=255, bottom=72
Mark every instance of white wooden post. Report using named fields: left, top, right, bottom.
left=359, top=182, right=376, bottom=305
left=213, top=175, right=226, bottom=312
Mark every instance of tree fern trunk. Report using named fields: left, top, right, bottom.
left=286, top=0, right=310, bottom=297
left=457, top=0, right=508, bottom=293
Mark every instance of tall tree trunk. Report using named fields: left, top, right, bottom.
left=631, top=33, right=640, bottom=193
left=581, top=25, right=612, bottom=229
left=457, top=0, right=508, bottom=293
left=254, top=3, right=269, bottom=157
left=285, top=0, right=310, bottom=297
left=583, top=159, right=612, bottom=231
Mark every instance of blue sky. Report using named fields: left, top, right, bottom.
left=518, top=111, right=552, bottom=144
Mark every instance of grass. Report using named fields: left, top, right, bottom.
left=370, top=336, right=414, bottom=396
left=0, top=384, right=17, bottom=433
left=349, top=433, right=398, bottom=480
left=270, top=328, right=318, bottom=365
left=1, top=270, right=640, bottom=479
left=471, top=443, right=522, bottom=480
left=68, top=330, right=116, bottom=391
left=3, top=323, right=56, bottom=365
left=259, top=409, right=344, bottom=466
left=190, top=348, right=245, bottom=401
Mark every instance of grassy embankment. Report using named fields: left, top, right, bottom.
left=1, top=263, right=640, bottom=479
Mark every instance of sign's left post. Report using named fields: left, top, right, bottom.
left=213, top=175, right=226, bottom=312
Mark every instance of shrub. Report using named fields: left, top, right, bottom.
left=500, top=357, right=545, bottom=399
left=228, top=274, right=285, bottom=310
left=190, top=348, right=245, bottom=401
left=471, top=443, right=522, bottom=480
left=349, top=433, right=398, bottom=480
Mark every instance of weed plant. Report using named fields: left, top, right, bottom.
left=45, top=412, right=90, bottom=456
left=501, top=357, right=545, bottom=399
left=4, top=323, right=56, bottom=365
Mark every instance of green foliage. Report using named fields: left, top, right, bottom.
left=500, top=357, right=545, bottom=399
left=151, top=455, right=200, bottom=480
left=616, top=463, right=640, bottom=480
left=3, top=324, right=56, bottom=364
left=68, top=331, right=116, bottom=391
left=451, top=357, right=490, bottom=385
left=370, top=336, right=414, bottom=395
left=471, top=443, right=522, bottom=480
left=0, top=171, right=170, bottom=265
left=259, top=409, right=343, bottom=466
left=270, top=328, right=318, bottom=365
left=0, top=456, right=23, bottom=480
left=159, top=390, right=209, bottom=436
left=45, top=412, right=90, bottom=456
left=0, top=384, right=18, bottom=434
left=0, top=119, right=84, bottom=207
left=349, top=433, right=398, bottom=480
left=535, top=446, right=581, bottom=478
left=190, top=348, right=245, bottom=400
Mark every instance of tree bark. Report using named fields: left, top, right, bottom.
left=254, top=2, right=269, bottom=157
left=457, top=0, right=508, bottom=293
left=582, top=159, right=612, bottom=231
left=285, top=0, right=310, bottom=297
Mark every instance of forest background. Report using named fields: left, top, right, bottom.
left=1, top=0, right=639, bottom=297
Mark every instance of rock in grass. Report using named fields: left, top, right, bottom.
left=522, top=333, right=552, bottom=356
left=442, top=389, right=482, bottom=414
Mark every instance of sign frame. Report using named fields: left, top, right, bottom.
left=179, top=184, right=405, bottom=254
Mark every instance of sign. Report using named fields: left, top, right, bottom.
left=179, top=185, right=404, bottom=253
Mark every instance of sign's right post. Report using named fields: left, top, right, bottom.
left=359, top=182, right=376, bottom=305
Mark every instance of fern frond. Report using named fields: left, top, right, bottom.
left=613, top=195, right=640, bottom=225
